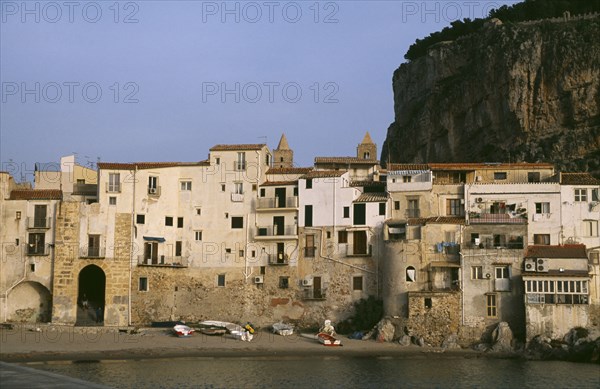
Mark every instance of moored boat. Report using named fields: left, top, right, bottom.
left=173, top=324, right=195, bottom=337
left=317, top=332, right=342, bottom=346
left=272, top=322, right=294, bottom=336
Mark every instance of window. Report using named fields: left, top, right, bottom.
left=486, top=294, right=497, bottom=317
left=407, top=199, right=419, bottom=218
left=221, top=184, right=226, bottom=192
left=446, top=199, right=462, bottom=216
left=493, top=234, right=506, bottom=247
left=353, top=276, right=363, bottom=291
left=343, top=207, right=350, bottom=218
left=525, top=279, right=589, bottom=305
left=592, top=188, right=599, bottom=201
left=139, top=277, right=148, bottom=292
left=30, top=264, right=35, bottom=272
left=533, top=234, right=550, bottom=245
left=394, top=201, right=400, bottom=210
left=406, top=266, right=416, bottom=282
left=28, top=233, right=45, bottom=255
left=236, top=152, right=246, bottom=170
left=177, top=217, right=184, bottom=228
left=196, top=208, right=201, bottom=215
left=260, top=188, right=266, bottom=197
left=16, top=211, right=21, bottom=219
left=109, top=196, right=117, bottom=205
left=494, top=172, right=507, bottom=180
left=379, top=203, right=386, bottom=216
left=388, top=223, right=406, bottom=240
left=180, top=181, right=192, bottom=191
left=148, top=176, right=158, bottom=194
left=471, top=266, right=484, bottom=279
left=535, top=202, right=550, bottom=214
left=338, top=231, right=348, bottom=244
left=490, top=202, right=506, bottom=214
left=471, top=233, right=480, bottom=246
left=424, top=298, right=432, bottom=309
left=527, top=172, right=541, bottom=182
left=239, top=250, right=244, bottom=257
left=326, top=231, right=331, bottom=239
left=231, top=217, right=244, bottom=229
left=195, top=231, right=203, bottom=241
left=306, top=179, right=312, bottom=189
left=88, top=235, right=101, bottom=257
left=175, top=241, right=182, bottom=257
left=293, top=187, right=298, bottom=196
left=279, top=277, right=289, bottom=289
left=165, top=216, right=173, bottom=226
left=217, top=274, right=226, bottom=287
left=353, top=203, right=366, bottom=225
left=582, top=220, right=598, bottom=237
left=215, top=157, right=220, bottom=165
left=108, top=173, right=120, bottom=192
left=305, top=205, right=313, bottom=227
left=403, top=176, right=411, bottom=183
left=305, top=234, right=315, bottom=257
left=495, top=266, right=509, bottom=279
left=363, top=152, right=370, bottom=159
left=575, top=189, right=587, bottom=202
left=234, top=182, right=243, bottom=194
left=136, top=214, right=145, bottom=224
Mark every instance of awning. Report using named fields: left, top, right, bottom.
left=143, top=236, right=165, bottom=242
left=430, top=261, right=461, bottom=268
left=389, top=227, right=406, bottom=234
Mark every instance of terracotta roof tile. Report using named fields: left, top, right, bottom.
left=10, top=189, right=62, bottom=200
left=303, top=170, right=346, bottom=179
left=524, top=244, right=588, bottom=259
left=260, top=180, right=298, bottom=187
left=387, top=216, right=465, bottom=225
left=558, top=173, right=600, bottom=185
left=387, top=163, right=430, bottom=171
left=428, top=162, right=554, bottom=171
left=266, top=167, right=313, bottom=175
left=210, top=144, right=266, bottom=151
left=98, top=161, right=209, bottom=170
left=354, top=193, right=388, bottom=202
left=315, top=157, right=379, bottom=165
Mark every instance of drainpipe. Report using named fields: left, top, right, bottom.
left=459, top=251, right=465, bottom=326
left=128, top=166, right=137, bottom=326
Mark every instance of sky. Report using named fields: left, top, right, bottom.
left=1, top=0, right=517, bottom=181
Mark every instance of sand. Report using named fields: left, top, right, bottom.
left=0, top=323, right=484, bottom=363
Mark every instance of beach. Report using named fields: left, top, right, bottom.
left=0, top=323, right=480, bottom=363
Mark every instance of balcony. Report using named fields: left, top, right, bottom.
left=301, top=289, right=326, bottom=300
left=73, top=183, right=97, bottom=196
left=234, top=162, right=246, bottom=171
left=27, top=217, right=51, bottom=229
left=231, top=193, right=244, bottom=202
left=137, top=255, right=188, bottom=268
left=304, top=246, right=316, bottom=257
left=27, top=245, right=50, bottom=256
left=79, top=246, right=106, bottom=259
left=255, top=225, right=297, bottom=239
left=346, top=245, right=372, bottom=257
left=106, top=183, right=121, bottom=193
left=495, top=278, right=511, bottom=292
left=257, top=197, right=298, bottom=210
left=268, top=253, right=289, bottom=265
left=148, top=186, right=161, bottom=197
left=469, top=213, right=527, bottom=224
left=406, top=209, right=420, bottom=218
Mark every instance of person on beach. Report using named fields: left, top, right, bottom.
left=320, top=320, right=336, bottom=336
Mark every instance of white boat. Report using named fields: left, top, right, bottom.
left=272, top=322, right=294, bottom=336
left=173, top=324, right=195, bottom=337
left=199, top=320, right=254, bottom=341
left=300, top=332, right=342, bottom=346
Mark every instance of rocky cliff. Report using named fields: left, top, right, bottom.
left=382, top=16, right=600, bottom=176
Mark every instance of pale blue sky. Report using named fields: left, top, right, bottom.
left=1, top=1, right=516, bottom=180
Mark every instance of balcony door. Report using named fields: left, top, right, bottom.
left=34, top=205, right=47, bottom=228
left=144, top=242, right=158, bottom=264
left=353, top=230, right=367, bottom=255
left=275, top=188, right=286, bottom=208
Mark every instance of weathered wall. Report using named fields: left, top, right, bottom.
left=407, top=291, right=460, bottom=346
left=6, top=281, right=52, bottom=322
left=526, top=304, right=591, bottom=341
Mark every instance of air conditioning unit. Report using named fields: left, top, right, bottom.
left=149, top=188, right=157, bottom=194
left=254, top=275, right=264, bottom=284
left=302, top=278, right=313, bottom=287
left=476, top=197, right=483, bottom=203
left=524, top=258, right=536, bottom=272
left=536, top=258, right=549, bottom=272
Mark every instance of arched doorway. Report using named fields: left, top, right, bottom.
left=77, top=265, right=105, bottom=326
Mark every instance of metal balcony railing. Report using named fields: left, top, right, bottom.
left=106, top=183, right=121, bottom=193
left=406, top=209, right=420, bottom=218
left=301, top=289, right=326, bottom=300
left=137, top=255, right=188, bottom=267
left=268, top=253, right=289, bottom=265
left=346, top=245, right=372, bottom=257
left=73, top=183, right=97, bottom=195
left=27, top=217, right=51, bottom=229
left=304, top=246, right=316, bottom=257
left=256, top=225, right=297, bottom=237
left=469, top=213, right=527, bottom=224
left=257, top=197, right=298, bottom=209
left=79, top=246, right=106, bottom=258
left=231, top=193, right=244, bottom=202
left=27, top=245, right=50, bottom=256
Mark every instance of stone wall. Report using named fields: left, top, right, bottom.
left=407, top=291, right=460, bottom=346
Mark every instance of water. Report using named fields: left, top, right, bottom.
left=24, top=356, right=600, bottom=388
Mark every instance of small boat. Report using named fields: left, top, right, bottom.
left=272, top=322, right=294, bottom=336
left=198, top=327, right=227, bottom=336
left=317, top=332, right=342, bottom=346
left=300, top=332, right=342, bottom=346
left=173, top=324, right=195, bottom=337
left=199, top=320, right=254, bottom=341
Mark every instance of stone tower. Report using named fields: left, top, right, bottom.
left=273, top=133, right=293, bottom=168
left=357, top=131, right=377, bottom=160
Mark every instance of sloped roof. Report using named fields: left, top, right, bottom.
left=315, top=157, right=379, bottom=165
left=267, top=167, right=313, bottom=175
left=361, top=131, right=374, bottom=144
left=354, top=193, right=388, bottom=202
left=276, top=134, right=290, bottom=150
left=350, top=180, right=386, bottom=188
left=10, top=189, right=62, bottom=200
left=558, top=173, right=600, bottom=185
left=387, top=163, right=430, bottom=172
left=210, top=144, right=266, bottom=151
left=303, top=170, right=346, bottom=179
left=260, top=180, right=298, bottom=187
left=428, top=162, right=553, bottom=171
left=524, top=244, right=588, bottom=259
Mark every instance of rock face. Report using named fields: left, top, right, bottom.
left=491, top=322, right=514, bottom=352
left=382, top=16, right=600, bottom=176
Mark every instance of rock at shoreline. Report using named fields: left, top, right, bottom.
left=442, top=334, right=461, bottom=350
left=491, top=322, right=514, bottom=352
left=398, top=335, right=411, bottom=347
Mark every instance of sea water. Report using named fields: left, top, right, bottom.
left=24, top=356, right=600, bottom=388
